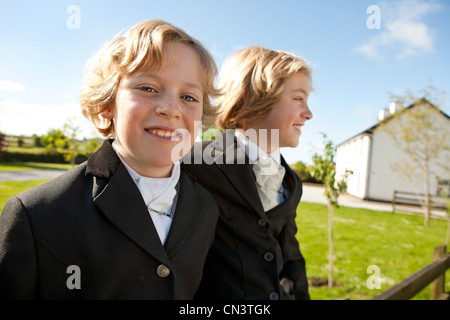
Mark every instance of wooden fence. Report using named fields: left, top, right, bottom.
left=392, top=190, right=447, bottom=213
left=372, top=245, right=450, bottom=300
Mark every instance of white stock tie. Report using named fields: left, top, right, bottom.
left=252, top=155, right=286, bottom=212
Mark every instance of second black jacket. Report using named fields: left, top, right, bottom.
left=183, top=130, right=309, bottom=300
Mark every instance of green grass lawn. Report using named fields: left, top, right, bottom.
left=0, top=178, right=448, bottom=300
left=296, top=202, right=450, bottom=300
left=0, top=180, right=50, bottom=212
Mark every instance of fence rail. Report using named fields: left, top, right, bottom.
left=392, top=190, right=447, bottom=213
left=372, top=245, right=450, bottom=300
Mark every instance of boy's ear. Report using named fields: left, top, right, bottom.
left=100, top=105, right=113, bottom=119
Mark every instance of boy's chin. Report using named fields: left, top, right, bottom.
left=280, top=140, right=299, bottom=149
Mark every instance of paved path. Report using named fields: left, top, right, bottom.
left=0, top=170, right=67, bottom=182
left=0, top=170, right=447, bottom=218
left=301, top=183, right=447, bottom=218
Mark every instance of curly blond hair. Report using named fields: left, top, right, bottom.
left=216, top=46, right=312, bottom=130
left=80, top=20, right=219, bottom=137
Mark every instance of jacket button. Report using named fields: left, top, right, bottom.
left=263, top=252, right=274, bottom=262
left=269, top=292, right=279, bottom=300
left=156, top=264, right=170, bottom=278
left=257, top=218, right=267, bottom=227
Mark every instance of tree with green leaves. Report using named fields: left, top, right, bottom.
left=380, top=85, right=450, bottom=227
left=308, top=133, right=351, bottom=288
left=40, top=119, right=82, bottom=165
left=85, top=138, right=101, bottom=157
left=40, top=128, right=70, bottom=155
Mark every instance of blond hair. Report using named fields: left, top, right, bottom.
left=80, top=20, right=219, bottom=137
left=216, top=46, right=312, bottom=130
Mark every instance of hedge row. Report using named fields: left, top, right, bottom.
left=0, top=151, right=88, bottom=164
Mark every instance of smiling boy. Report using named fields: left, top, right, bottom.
left=0, top=20, right=220, bottom=299
left=185, top=46, right=312, bottom=300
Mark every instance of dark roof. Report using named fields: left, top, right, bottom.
left=336, top=98, right=450, bottom=147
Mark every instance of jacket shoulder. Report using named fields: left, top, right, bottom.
left=17, top=162, right=92, bottom=208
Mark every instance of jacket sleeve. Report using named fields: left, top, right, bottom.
left=279, top=216, right=310, bottom=300
left=0, top=196, right=38, bottom=299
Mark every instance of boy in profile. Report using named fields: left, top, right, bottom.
left=185, top=46, right=313, bottom=300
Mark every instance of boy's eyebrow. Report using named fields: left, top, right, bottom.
left=184, top=81, right=203, bottom=92
left=134, top=73, right=203, bottom=92
left=292, top=88, right=309, bottom=96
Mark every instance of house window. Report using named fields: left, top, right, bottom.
left=437, top=180, right=450, bottom=197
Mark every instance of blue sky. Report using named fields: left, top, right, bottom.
left=1, top=0, right=449, bottom=164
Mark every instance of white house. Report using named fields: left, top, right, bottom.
left=335, top=98, right=450, bottom=202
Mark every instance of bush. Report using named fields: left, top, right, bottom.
left=0, top=134, right=9, bottom=160
left=0, top=151, right=87, bottom=164
left=290, top=161, right=322, bottom=184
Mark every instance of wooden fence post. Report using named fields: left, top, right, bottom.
left=431, top=245, right=447, bottom=300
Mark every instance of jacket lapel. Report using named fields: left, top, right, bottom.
left=163, top=168, right=206, bottom=256
left=87, top=140, right=171, bottom=266
left=281, top=155, right=302, bottom=203
left=210, top=131, right=265, bottom=215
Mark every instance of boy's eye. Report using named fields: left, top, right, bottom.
left=138, top=86, right=156, bottom=93
left=181, top=95, right=198, bottom=102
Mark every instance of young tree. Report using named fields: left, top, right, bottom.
left=32, top=134, right=43, bottom=147
left=17, top=137, right=24, bottom=147
left=40, top=128, right=70, bottom=155
left=62, top=120, right=81, bottom=165
left=380, top=86, right=450, bottom=227
left=291, top=161, right=321, bottom=184
left=308, top=133, right=351, bottom=288
left=0, top=133, right=9, bottom=159
left=40, top=120, right=81, bottom=165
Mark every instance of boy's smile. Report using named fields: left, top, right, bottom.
left=145, top=126, right=184, bottom=140
left=101, top=42, right=204, bottom=178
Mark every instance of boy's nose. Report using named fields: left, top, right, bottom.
left=302, top=103, right=313, bottom=120
left=155, top=94, right=181, bottom=119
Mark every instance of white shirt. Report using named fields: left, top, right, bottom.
left=234, top=130, right=287, bottom=204
left=112, top=141, right=180, bottom=245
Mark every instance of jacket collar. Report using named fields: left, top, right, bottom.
left=208, top=130, right=300, bottom=216
left=85, top=139, right=121, bottom=179
left=87, top=139, right=207, bottom=265
left=208, top=130, right=265, bottom=215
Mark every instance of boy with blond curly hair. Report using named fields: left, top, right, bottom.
left=0, top=20, right=220, bottom=299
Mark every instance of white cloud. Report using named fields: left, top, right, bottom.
left=355, top=0, right=442, bottom=61
left=0, top=99, right=99, bottom=139
left=0, top=80, right=25, bottom=92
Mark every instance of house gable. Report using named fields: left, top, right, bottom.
left=335, top=98, right=450, bottom=202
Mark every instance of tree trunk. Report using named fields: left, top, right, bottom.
left=424, top=158, right=431, bottom=227
left=328, top=202, right=334, bottom=289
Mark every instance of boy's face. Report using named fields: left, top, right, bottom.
left=102, top=42, right=203, bottom=177
left=245, top=71, right=312, bottom=152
